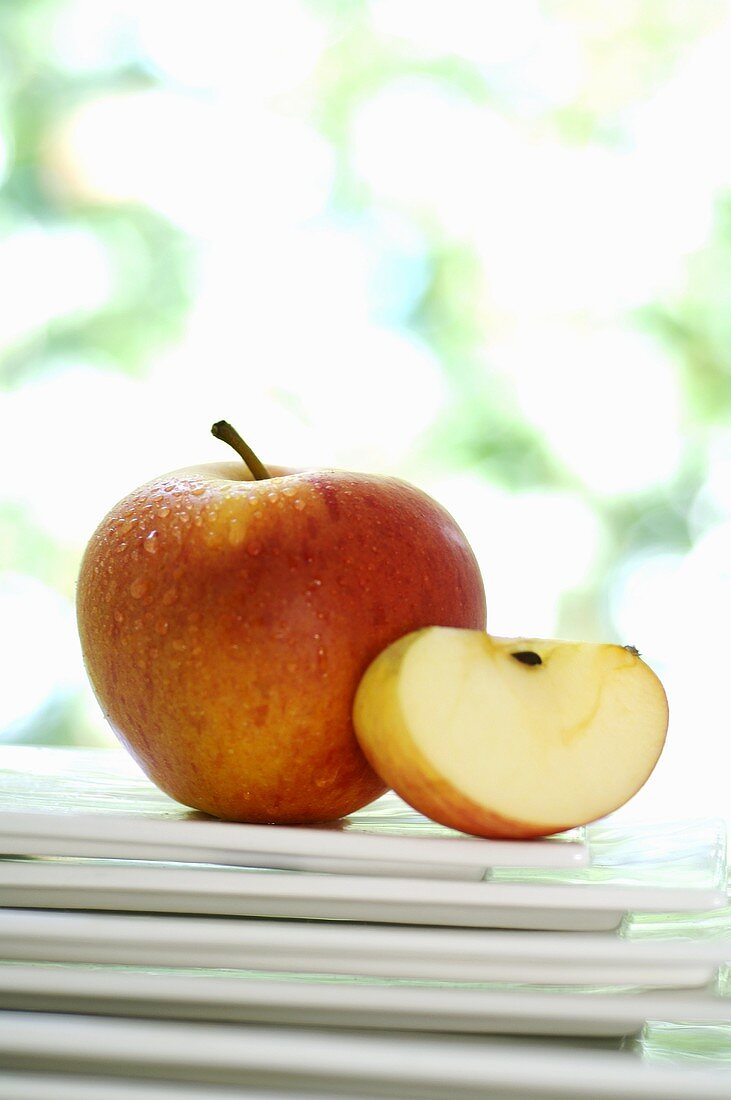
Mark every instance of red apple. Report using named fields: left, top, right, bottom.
left=76, top=424, right=486, bottom=823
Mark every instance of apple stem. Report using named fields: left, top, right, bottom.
left=211, top=421, right=271, bottom=481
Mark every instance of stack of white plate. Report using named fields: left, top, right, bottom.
left=0, top=745, right=730, bottom=1098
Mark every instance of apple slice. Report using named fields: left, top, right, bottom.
left=353, top=628, right=668, bottom=839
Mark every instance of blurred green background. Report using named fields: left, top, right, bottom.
left=2, top=0, right=731, bottom=824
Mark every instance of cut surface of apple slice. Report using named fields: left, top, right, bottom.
left=353, top=628, right=669, bottom=839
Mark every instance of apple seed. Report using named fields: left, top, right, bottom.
left=511, top=651, right=542, bottom=666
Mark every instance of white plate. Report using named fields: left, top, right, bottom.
left=0, top=1077, right=350, bottom=1100
left=3, top=960, right=731, bottom=1037
left=2, top=908, right=730, bottom=988
left=0, top=746, right=587, bottom=878
left=2, top=856, right=726, bottom=931
left=3, top=1012, right=731, bottom=1098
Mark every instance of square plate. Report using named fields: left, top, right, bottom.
left=0, top=1076, right=357, bottom=1100
left=2, top=959, right=731, bottom=1038
left=1, top=808, right=726, bottom=933
left=1, top=849, right=726, bottom=931
left=0, top=746, right=588, bottom=879
left=3, top=1013, right=731, bottom=1098
left=2, top=908, right=730, bottom=988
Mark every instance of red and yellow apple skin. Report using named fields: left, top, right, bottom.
left=77, top=462, right=486, bottom=823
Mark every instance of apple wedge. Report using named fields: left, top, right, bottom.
left=353, top=628, right=668, bottom=839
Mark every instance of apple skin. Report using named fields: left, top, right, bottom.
left=77, top=461, right=486, bottom=823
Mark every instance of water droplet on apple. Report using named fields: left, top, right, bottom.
left=193, top=515, right=202, bottom=526
left=267, top=491, right=278, bottom=502
left=311, top=578, right=322, bottom=587
left=155, top=620, right=169, bottom=636
left=228, top=519, right=245, bottom=546
left=294, top=499, right=306, bottom=510
left=144, top=531, right=158, bottom=555
left=247, top=542, right=261, bottom=557
left=159, top=506, right=170, bottom=518
left=130, top=579, right=147, bottom=599
left=113, top=610, right=124, bottom=623
left=116, top=542, right=127, bottom=554
left=191, top=485, right=206, bottom=496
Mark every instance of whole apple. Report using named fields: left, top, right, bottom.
left=77, top=424, right=486, bottom=823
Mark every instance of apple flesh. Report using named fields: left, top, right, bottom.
left=77, top=463, right=486, bottom=824
left=353, top=627, right=668, bottom=838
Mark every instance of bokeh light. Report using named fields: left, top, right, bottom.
left=3, top=1, right=731, bottom=828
